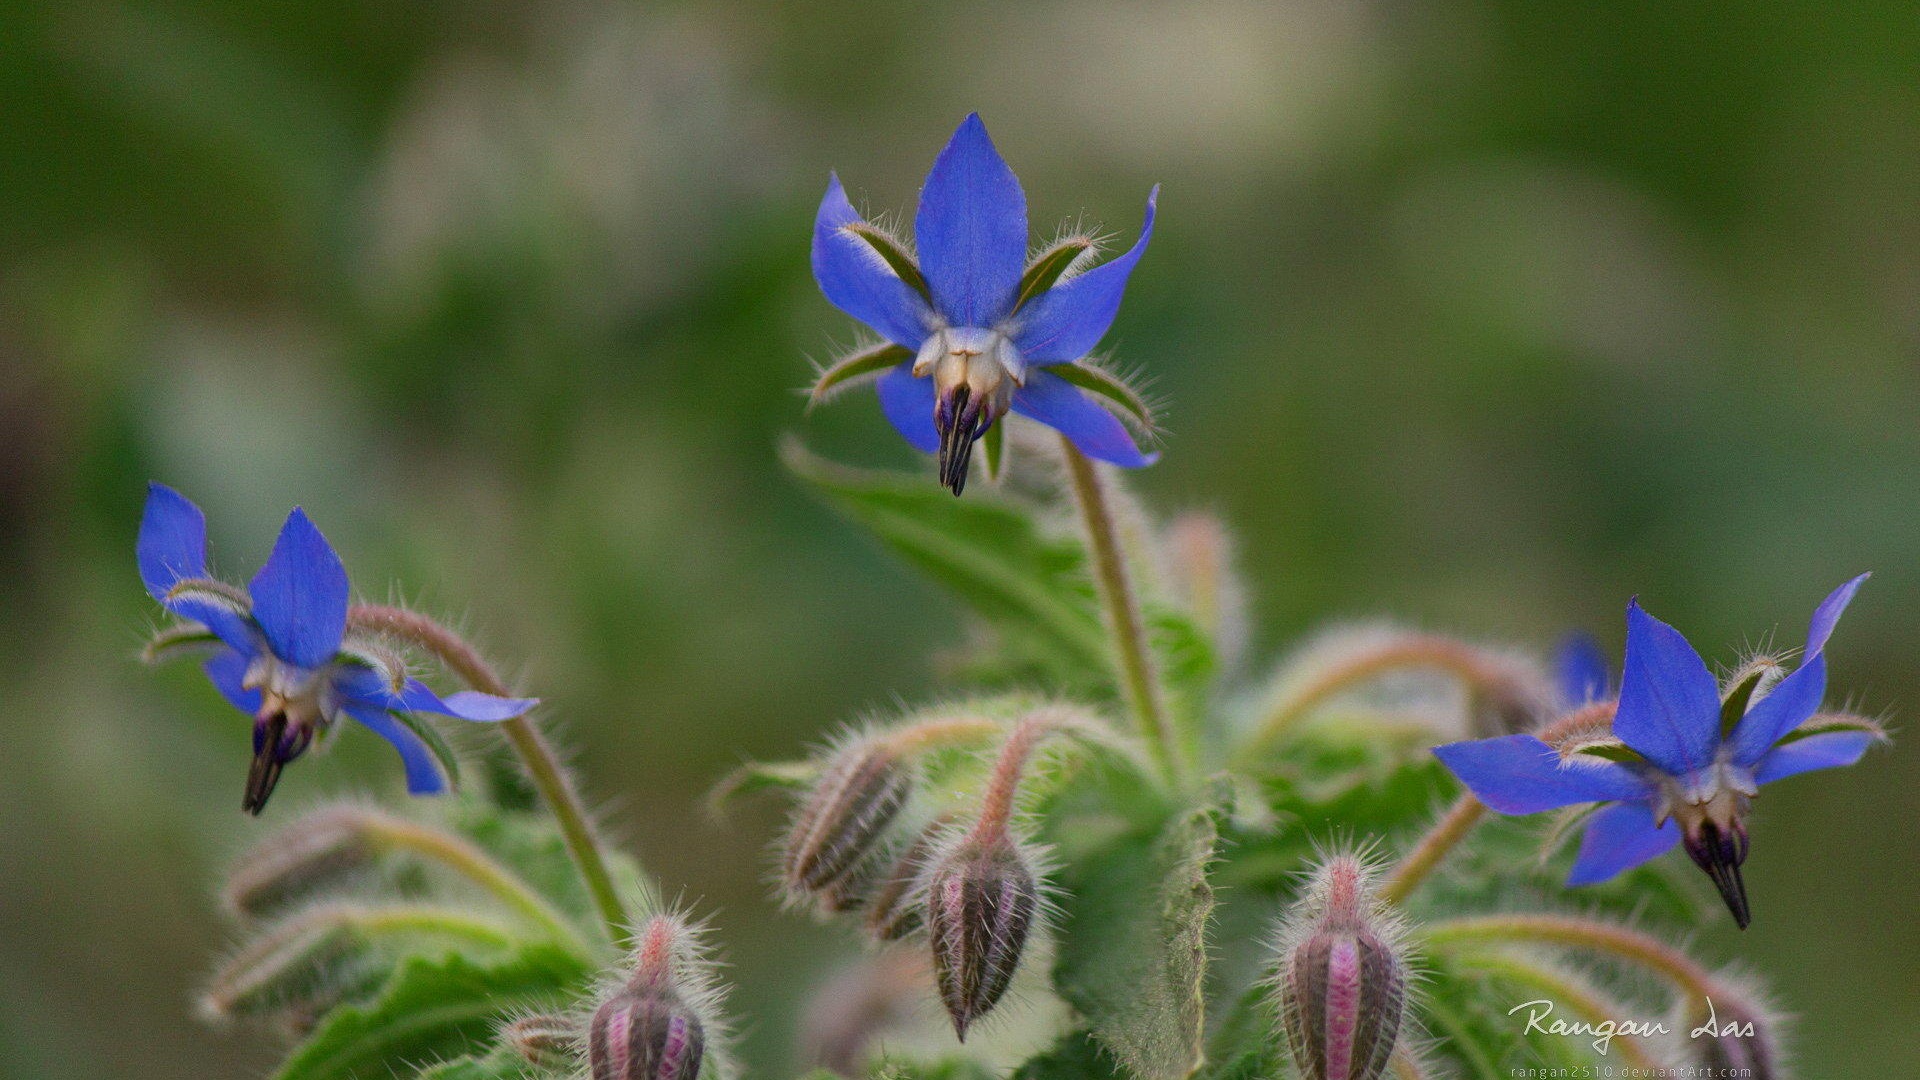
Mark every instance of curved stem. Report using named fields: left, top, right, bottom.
left=348, top=604, right=630, bottom=949
left=1459, top=949, right=1668, bottom=1072
left=1421, top=913, right=1719, bottom=1000
left=1245, top=634, right=1543, bottom=757
left=1380, top=794, right=1486, bottom=905
left=356, top=810, right=588, bottom=954
left=1058, top=438, right=1181, bottom=783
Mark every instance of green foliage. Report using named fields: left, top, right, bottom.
left=274, top=946, right=587, bottom=1080
left=1050, top=804, right=1218, bottom=1080
left=409, top=1050, right=531, bottom=1080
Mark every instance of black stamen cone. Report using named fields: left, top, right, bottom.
left=244, top=713, right=312, bottom=816
left=1684, top=822, right=1752, bottom=929
left=935, top=386, right=988, bottom=496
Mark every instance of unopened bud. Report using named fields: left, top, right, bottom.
left=863, top=819, right=948, bottom=942
left=589, top=916, right=721, bottom=1080
left=782, top=739, right=913, bottom=901
left=222, top=804, right=378, bottom=919
left=1689, top=987, right=1783, bottom=1079
left=504, top=1014, right=581, bottom=1069
left=926, top=832, right=1038, bottom=1041
left=1273, top=855, right=1410, bottom=1080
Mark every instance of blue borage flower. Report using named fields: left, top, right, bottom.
left=138, top=483, right=536, bottom=814
left=809, top=113, right=1160, bottom=494
left=1434, top=576, right=1883, bottom=927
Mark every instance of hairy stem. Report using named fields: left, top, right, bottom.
left=347, top=604, right=630, bottom=948
left=1459, top=950, right=1668, bottom=1072
left=356, top=809, right=587, bottom=953
left=1059, top=437, right=1181, bottom=782
left=1245, top=634, right=1544, bottom=756
left=1380, top=794, right=1487, bottom=905
left=970, top=713, right=1060, bottom=842
left=1422, top=913, right=1719, bottom=1001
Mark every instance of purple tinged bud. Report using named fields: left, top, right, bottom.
left=1691, top=991, right=1783, bottom=1078
left=782, top=739, right=914, bottom=901
left=588, top=916, right=723, bottom=1080
left=863, top=817, right=952, bottom=942
left=926, top=832, right=1038, bottom=1041
left=1273, top=855, right=1410, bottom=1080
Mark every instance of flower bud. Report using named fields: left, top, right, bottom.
left=1272, top=855, right=1410, bottom=1080
left=926, top=832, right=1039, bottom=1041
left=1687, top=982, right=1784, bottom=1078
left=222, top=804, right=378, bottom=919
left=589, top=916, right=723, bottom=1080
left=863, top=819, right=949, bottom=942
left=782, top=738, right=913, bottom=901
left=503, top=1014, right=580, bottom=1069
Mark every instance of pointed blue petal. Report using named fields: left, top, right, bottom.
left=398, top=678, right=535, bottom=722
left=1806, top=573, right=1868, bottom=658
left=1010, top=370, right=1157, bottom=468
left=138, top=483, right=209, bottom=600
left=1566, top=801, right=1681, bottom=886
left=875, top=361, right=939, bottom=453
left=812, top=174, right=935, bottom=347
left=1555, top=632, right=1611, bottom=706
left=1755, top=730, right=1875, bottom=785
left=203, top=648, right=262, bottom=714
left=1012, top=187, right=1157, bottom=363
left=1727, top=653, right=1827, bottom=767
left=345, top=702, right=449, bottom=796
left=248, top=508, right=349, bottom=670
left=914, top=114, right=1026, bottom=327
left=1611, top=600, right=1721, bottom=777
left=1432, top=734, right=1651, bottom=815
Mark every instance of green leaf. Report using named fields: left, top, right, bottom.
left=275, top=945, right=589, bottom=1080
left=442, top=798, right=651, bottom=934
left=809, top=342, right=913, bottom=408
left=1010, top=1031, right=1125, bottom=1080
left=142, top=622, right=224, bottom=664
left=1052, top=804, right=1218, bottom=1080
left=706, top=759, right=820, bottom=816
left=1015, top=238, right=1095, bottom=312
left=785, top=441, right=1108, bottom=673
left=840, top=222, right=932, bottom=302
left=411, top=1049, right=529, bottom=1080
left=980, top=419, right=1005, bottom=482
left=1199, top=985, right=1285, bottom=1080
left=1043, top=364, right=1155, bottom=433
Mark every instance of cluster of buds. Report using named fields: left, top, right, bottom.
left=772, top=711, right=1072, bottom=1042
left=587, top=916, right=726, bottom=1080
left=1271, top=853, right=1413, bottom=1080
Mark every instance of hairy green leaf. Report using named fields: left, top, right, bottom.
left=809, top=342, right=913, bottom=407
left=1042, top=364, right=1155, bottom=433
left=411, top=1049, right=529, bottom=1080
left=1015, top=238, right=1095, bottom=312
left=1052, top=804, right=1218, bottom=1080
left=274, top=946, right=589, bottom=1080
left=785, top=441, right=1108, bottom=672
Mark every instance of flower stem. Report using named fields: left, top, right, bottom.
left=1454, top=950, right=1668, bottom=1073
left=1379, top=794, right=1486, bottom=905
left=348, top=604, right=630, bottom=949
left=1058, top=438, right=1180, bottom=782
left=1421, top=913, right=1718, bottom=1000
left=356, top=809, right=588, bottom=954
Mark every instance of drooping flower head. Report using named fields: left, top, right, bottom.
left=810, top=113, right=1160, bottom=494
left=1434, top=577, right=1883, bottom=927
left=138, top=483, right=535, bottom=814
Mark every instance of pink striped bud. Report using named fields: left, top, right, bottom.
left=926, top=832, right=1038, bottom=1041
left=1273, top=855, right=1410, bottom=1080
left=589, top=916, right=721, bottom=1080
left=782, top=738, right=913, bottom=902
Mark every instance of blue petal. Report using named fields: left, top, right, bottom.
left=1566, top=801, right=1681, bottom=886
left=398, top=678, right=536, bottom=722
left=875, top=361, right=939, bottom=453
left=248, top=508, right=349, bottom=670
left=1610, top=600, right=1721, bottom=778
left=1754, top=730, right=1875, bottom=785
left=203, top=648, right=262, bottom=714
left=1432, top=734, right=1651, bottom=815
left=1555, top=632, right=1611, bottom=706
left=1806, top=573, right=1868, bottom=658
left=345, top=702, right=449, bottom=796
left=1726, top=653, right=1827, bottom=767
left=1010, top=370, right=1157, bottom=468
left=812, top=173, right=935, bottom=347
left=1012, top=187, right=1158, bottom=363
left=914, top=114, right=1027, bottom=327
left=138, top=483, right=209, bottom=600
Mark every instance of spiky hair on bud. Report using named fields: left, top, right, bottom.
left=1674, top=968, right=1790, bottom=1079
left=778, top=730, right=915, bottom=908
left=586, top=913, right=733, bottom=1080
left=1268, top=849, right=1417, bottom=1080
left=221, top=802, right=383, bottom=919
left=499, top=1012, right=581, bottom=1070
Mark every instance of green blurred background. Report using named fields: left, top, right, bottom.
left=3, top=0, right=1918, bottom=1075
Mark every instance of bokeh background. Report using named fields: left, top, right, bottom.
left=4, top=0, right=1919, bottom=1075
